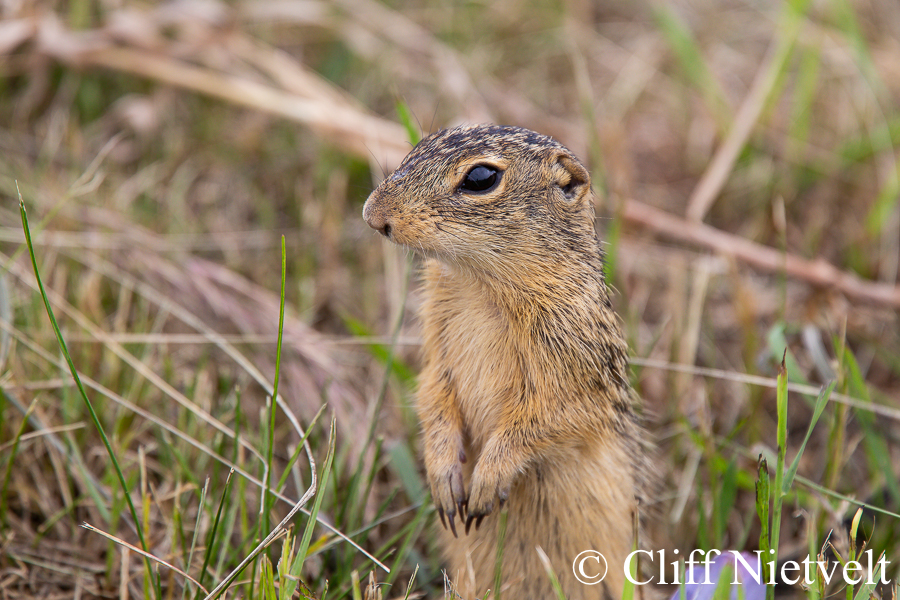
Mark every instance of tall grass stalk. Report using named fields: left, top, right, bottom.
left=763, top=356, right=787, bottom=600
left=264, top=236, right=288, bottom=540
left=19, top=193, right=162, bottom=597
left=759, top=352, right=834, bottom=600
left=491, top=507, right=509, bottom=600
left=282, top=417, right=336, bottom=598
left=195, top=469, right=234, bottom=599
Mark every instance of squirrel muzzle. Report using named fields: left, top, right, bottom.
left=362, top=191, right=392, bottom=238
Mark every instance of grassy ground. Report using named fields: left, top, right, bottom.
left=1, top=0, right=899, bottom=598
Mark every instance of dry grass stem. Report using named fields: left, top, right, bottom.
left=81, top=522, right=209, bottom=593
left=625, top=199, right=900, bottom=308
left=631, top=356, right=900, bottom=422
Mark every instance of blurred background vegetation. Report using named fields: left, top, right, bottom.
left=0, top=0, right=898, bottom=598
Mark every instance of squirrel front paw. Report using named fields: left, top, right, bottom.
left=464, top=465, right=511, bottom=534
left=425, top=447, right=468, bottom=537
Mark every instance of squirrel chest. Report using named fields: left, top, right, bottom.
left=420, top=262, right=512, bottom=446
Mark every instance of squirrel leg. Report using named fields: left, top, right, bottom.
left=464, top=425, right=527, bottom=532
left=465, top=401, right=580, bottom=531
left=418, top=367, right=467, bottom=537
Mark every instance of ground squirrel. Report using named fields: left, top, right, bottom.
left=364, top=124, right=652, bottom=599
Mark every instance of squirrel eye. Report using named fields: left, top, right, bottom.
left=459, top=165, right=500, bottom=193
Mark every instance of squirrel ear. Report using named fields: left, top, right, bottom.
left=552, top=154, right=591, bottom=204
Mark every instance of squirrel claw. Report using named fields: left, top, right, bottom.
left=428, top=457, right=466, bottom=538
left=466, top=513, right=487, bottom=535
left=447, top=511, right=458, bottom=538
left=464, top=511, right=486, bottom=535
left=437, top=505, right=459, bottom=538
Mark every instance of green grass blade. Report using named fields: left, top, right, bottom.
left=384, top=499, right=427, bottom=586
left=793, top=473, right=900, bottom=520
left=492, top=506, right=509, bottom=600
left=19, top=194, right=161, bottom=597
left=652, top=4, right=730, bottom=129
left=343, top=317, right=415, bottom=386
left=182, top=478, right=209, bottom=600
left=714, top=458, right=738, bottom=547
left=866, top=158, right=900, bottom=238
left=786, top=44, right=822, bottom=163
left=604, top=206, right=622, bottom=287
left=842, top=347, right=900, bottom=505
left=264, top=236, right=288, bottom=538
left=536, top=546, right=567, bottom=600
left=260, top=554, right=276, bottom=600
left=388, top=441, right=425, bottom=505
left=283, top=417, right=337, bottom=598
left=851, top=553, right=885, bottom=600
left=782, top=381, right=834, bottom=494
left=830, top=0, right=885, bottom=96
left=395, top=100, right=422, bottom=145
left=275, top=405, right=326, bottom=494
left=766, top=355, right=789, bottom=600
left=402, top=564, right=418, bottom=600
left=755, top=456, right=770, bottom=561
left=195, top=469, right=235, bottom=599
left=621, top=537, right=639, bottom=600
left=356, top=436, right=385, bottom=544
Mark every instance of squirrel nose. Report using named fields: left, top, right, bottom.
left=363, top=199, right=393, bottom=238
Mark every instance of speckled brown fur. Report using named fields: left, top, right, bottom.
left=363, top=124, right=653, bottom=599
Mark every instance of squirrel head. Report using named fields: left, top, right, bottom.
left=363, top=124, right=598, bottom=278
